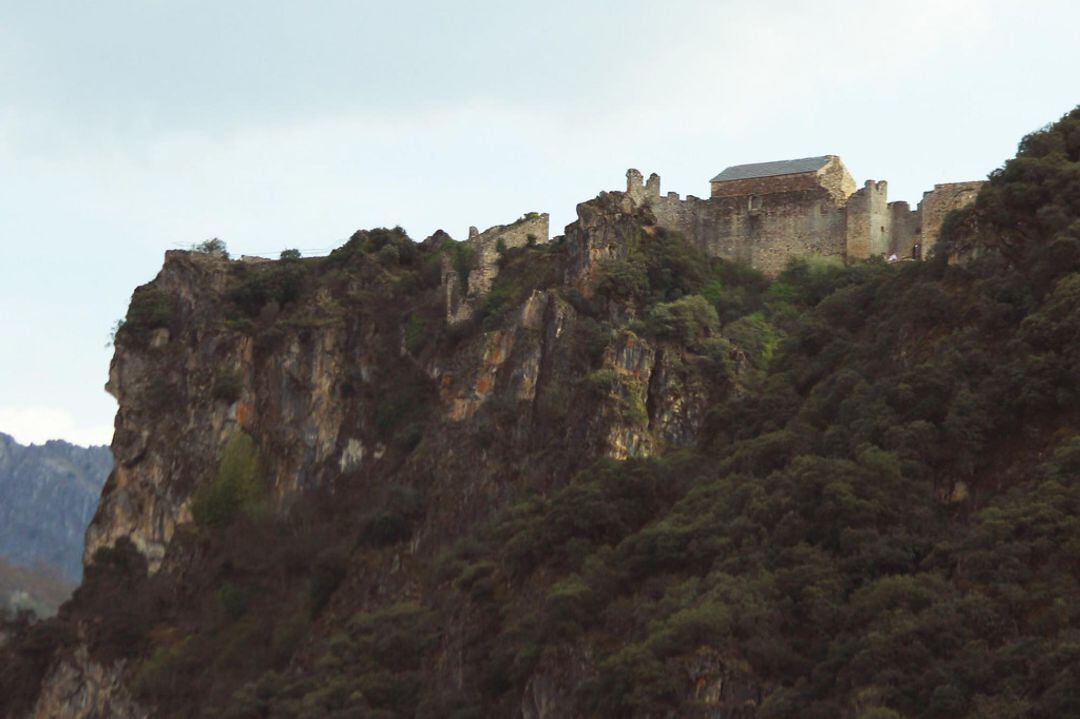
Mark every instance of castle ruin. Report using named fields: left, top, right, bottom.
left=441, top=156, right=984, bottom=324
left=627, top=156, right=984, bottom=276
left=443, top=212, right=550, bottom=323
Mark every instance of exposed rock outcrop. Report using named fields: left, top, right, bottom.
left=30, top=647, right=145, bottom=719
left=17, top=192, right=741, bottom=718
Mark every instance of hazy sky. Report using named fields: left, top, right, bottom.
left=1, top=0, right=1077, bottom=446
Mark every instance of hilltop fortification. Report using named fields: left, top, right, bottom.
left=626, top=156, right=983, bottom=275
left=437, top=157, right=983, bottom=326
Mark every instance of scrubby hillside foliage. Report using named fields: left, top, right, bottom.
left=2, top=108, right=1078, bottom=719
left=944, top=105, right=1080, bottom=274
left=421, top=110, right=1080, bottom=717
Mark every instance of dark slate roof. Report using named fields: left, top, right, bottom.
left=711, top=155, right=833, bottom=183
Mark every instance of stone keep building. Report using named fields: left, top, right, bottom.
left=627, top=156, right=984, bottom=276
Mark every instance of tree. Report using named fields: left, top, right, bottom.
left=194, top=237, right=229, bottom=258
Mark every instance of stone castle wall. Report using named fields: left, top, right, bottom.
left=441, top=164, right=983, bottom=324
left=445, top=213, right=550, bottom=323
left=888, top=201, right=920, bottom=258
left=845, top=181, right=891, bottom=260
left=466, top=213, right=551, bottom=298
left=642, top=171, right=849, bottom=276
left=919, top=182, right=984, bottom=257
left=629, top=165, right=983, bottom=275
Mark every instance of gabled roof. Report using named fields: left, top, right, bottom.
left=711, top=155, right=833, bottom=183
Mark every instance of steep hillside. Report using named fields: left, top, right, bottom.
left=0, top=433, right=110, bottom=584
left=2, top=107, right=1078, bottom=719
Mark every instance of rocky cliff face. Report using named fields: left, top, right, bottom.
left=88, top=205, right=725, bottom=580
left=0, top=433, right=110, bottom=587
left=13, top=192, right=744, bottom=718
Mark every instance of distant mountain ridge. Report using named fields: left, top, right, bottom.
left=0, top=557, right=72, bottom=617
left=0, top=432, right=111, bottom=584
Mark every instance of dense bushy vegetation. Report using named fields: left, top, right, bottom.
left=423, top=108, right=1080, bottom=717
left=947, top=105, right=1080, bottom=274
left=445, top=109, right=1077, bottom=717
left=119, top=285, right=177, bottom=347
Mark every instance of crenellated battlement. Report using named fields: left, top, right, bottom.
left=621, top=157, right=983, bottom=275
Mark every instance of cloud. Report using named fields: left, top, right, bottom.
left=0, top=1, right=652, bottom=141
left=623, top=0, right=988, bottom=138
left=0, top=407, right=113, bottom=448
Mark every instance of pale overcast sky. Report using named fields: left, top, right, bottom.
left=1, top=0, right=1077, bottom=446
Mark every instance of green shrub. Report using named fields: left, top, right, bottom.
left=478, top=285, right=515, bottom=330
left=597, top=256, right=649, bottom=301
left=452, top=242, right=476, bottom=288
left=346, top=226, right=410, bottom=255
left=585, top=368, right=617, bottom=398
left=584, top=644, right=675, bottom=715
left=476, top=244, right=560, bottom=330
left=227, top=602, right=439, bottom=717
left=377, top=243, right=400, bottom=266
left=124, top=286, right=175, bottom=344
left=700, top=335, right=736, bottom=375
left=542, top=575, right=595, bottom=640
left=191, top=432, right=264, bottom=527
left=455, top=561, right=497, bottom=603
left=646, top=294, right=719, bottom=345
left=640, top=228, right=710, bottom=302
left=594, top=227, right=758, bottom=311
left=619, top=379, right=648, bottom=425
left=227, top=262, right=308, bottom=318
left=194, top=237, right=229, bottom=257
left=723, top=312, right=778, bottom=369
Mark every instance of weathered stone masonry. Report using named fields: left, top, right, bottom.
left=442, top=157, right=983, bottom=324
left=444, top=212, right=550, bottom=323
left=628, top=156, right=984, bottom=276
left=917, top=181, right=984, bottom=260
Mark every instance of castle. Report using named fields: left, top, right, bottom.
left=443, top=156, right=984, bottom=322
left=627, top=155, right=984, bottom=276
